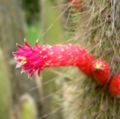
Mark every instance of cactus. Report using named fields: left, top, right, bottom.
left=62, top=76, right=84, bottom=119
left=19, top=94, right=37, bottom=119
left=0, top=48, right=12, bottom=119
left=41, top=0, right=64, bottom=44
left=63, top=0, right=120, bottom=119
left=65, top=6, right=80, bottom=41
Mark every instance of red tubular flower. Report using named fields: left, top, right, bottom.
left=13, top=40, right=94, bottom=77
left=109, top=75, right=120, bottom=96
left=68, top=0, right=83, bottom=11
left=91, top=59, right=110, bottom=85
left=77, top=50, right=94, bottom=76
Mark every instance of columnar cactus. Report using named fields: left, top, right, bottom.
left=71, top=0, right=120, bottom=118
left=0, top=49, right=12, bottom=119
left=19, top=94, right=37, bottom=119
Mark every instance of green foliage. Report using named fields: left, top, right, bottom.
left=21, top=0, right=40, bottom=24
left=26, top=23, right=43, bottom=45
left=25, top=0, right=65, bottom=45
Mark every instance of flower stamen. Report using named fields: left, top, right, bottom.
left=95, top=63, right=102, bottom=70
left=18, top=56, right=27, bottom=65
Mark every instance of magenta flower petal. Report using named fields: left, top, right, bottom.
left=13, top=40, right=94, bottom=77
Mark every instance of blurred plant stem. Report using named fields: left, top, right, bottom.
left=0, top=48, right=12, bottom=119
left=19, top=94, right=37, bottom=119
left=34, top=73, right=49, bottom=119
left=63, top=78, right=83, bottom=119
left=39, top=0, right=65, bottom=118
left=40, top=0, right=65, bottom=44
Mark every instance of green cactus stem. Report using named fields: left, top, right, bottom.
left=0, top=48, right=12, bottom=119
left=20, top=94, right=37, bottom=119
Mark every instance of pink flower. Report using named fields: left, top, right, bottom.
left=13, top=40, right=94, bottom=77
